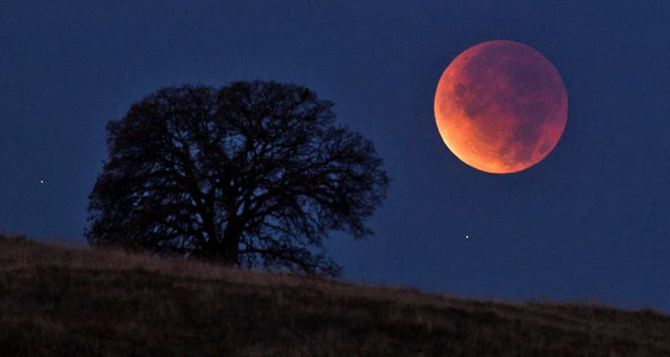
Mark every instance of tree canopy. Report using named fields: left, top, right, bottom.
left=86, top=81, right=389, bottom=276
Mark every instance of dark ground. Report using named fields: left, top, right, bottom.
left=1, top=235, right=669, bottom=356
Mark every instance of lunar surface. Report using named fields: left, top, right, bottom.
left=434, top=40, right=568, bottom=174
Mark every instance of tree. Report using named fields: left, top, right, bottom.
left=86, top=81, right=389, bottom=276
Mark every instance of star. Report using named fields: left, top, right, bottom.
left=465, top=235, right=470, bottom=239
left=39, top=180, right=45, bottom=184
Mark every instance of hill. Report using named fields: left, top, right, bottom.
left=1, top=234, right=668, bottom=356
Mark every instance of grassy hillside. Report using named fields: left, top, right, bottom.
left=1, top=234, right=669, bottom=356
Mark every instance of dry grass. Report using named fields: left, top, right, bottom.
left=1, top=234, right=668, bottom=356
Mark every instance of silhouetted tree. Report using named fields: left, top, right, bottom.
left=86, top=81, right=389, bottom=276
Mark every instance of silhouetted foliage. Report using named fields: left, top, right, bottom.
left=86, top=81, right=389, bottom=276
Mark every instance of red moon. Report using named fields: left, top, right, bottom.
left=434, top=40, right=568, bottom=174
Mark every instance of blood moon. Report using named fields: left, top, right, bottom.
left=434, top=40, right=567, bottom=174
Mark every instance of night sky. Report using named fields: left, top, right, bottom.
left=2, top=1, right=669, bottom=310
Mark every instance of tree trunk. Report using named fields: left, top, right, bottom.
left=199, top=206, right=225, bottom=261
left=221, top=221, right=242, bottom=265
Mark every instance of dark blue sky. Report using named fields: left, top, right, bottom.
left=2, top=1, right=669, bottom=310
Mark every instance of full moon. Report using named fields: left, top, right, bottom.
left=434, top=40, right=567, bottom=174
